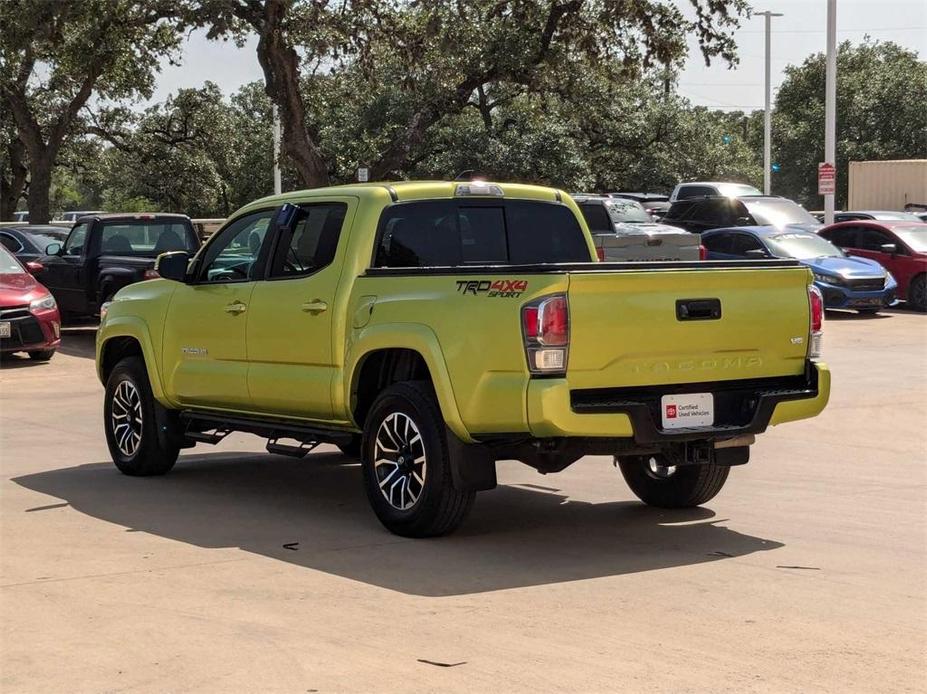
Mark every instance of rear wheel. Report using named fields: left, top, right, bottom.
left=617, top=455, right=729, bottom=508
left=908, top=274, right=926, bottom=312
left=104, top=356, right=178, bottom=476
left=361, top=381, right=474, bottom=537
left=28, top=349, right=56, bottom=361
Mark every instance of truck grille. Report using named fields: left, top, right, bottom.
left=845, top=277, right=884, bottom=291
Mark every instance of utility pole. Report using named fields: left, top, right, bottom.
left=824, top=0, right=837, bottom=224
left=756, top=10, right=782, bottom=196
left=272, top=106, right=282, bottom=196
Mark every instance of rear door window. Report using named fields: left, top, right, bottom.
left=823, top=227, right=858, bottom=248
left=676, top=185, right=716, bottom=200
left=374, top=200, right=590, bottom=267
left=268, top=203, right=347, bottom=278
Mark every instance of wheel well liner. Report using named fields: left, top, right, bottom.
left=101, top=336, right=144, bottom=383
left=351, top=348, right=432, bottom=427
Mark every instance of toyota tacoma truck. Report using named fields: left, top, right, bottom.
left=95, top=181, right=830, bottom=537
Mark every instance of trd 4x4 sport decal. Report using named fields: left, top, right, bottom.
left=455, top=279, right=528, bottom=298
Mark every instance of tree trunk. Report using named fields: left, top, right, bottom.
left=1, top=137, right=28, bottom=220
left=26, top=153, right=53, bottom=224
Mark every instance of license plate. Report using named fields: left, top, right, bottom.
left=661, top=393, right=714, bottom=429
left=851, top=297, right=882, bottom=307
left=0, top=321, right=10, bottom=338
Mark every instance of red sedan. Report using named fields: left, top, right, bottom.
left=818, top=221, right=927, bottom=312
left=0, top=245, right=61, bottom=361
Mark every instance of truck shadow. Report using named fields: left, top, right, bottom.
left=13, top=452, right=784, bottom=596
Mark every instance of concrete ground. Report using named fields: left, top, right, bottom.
left=1, top=310, right=925, bottom=693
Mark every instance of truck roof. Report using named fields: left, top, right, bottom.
left=78, top=212, right=192, bottom=222
left=241, top=180, right=563, bottom=212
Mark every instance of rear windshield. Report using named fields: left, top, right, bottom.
left=373, top=200, right=591, bottom=267
left=605, top=200, right=652, bottom=223
left=743, top=199, right=819, bottom=227
left=99, top=220, right=198, bottom=256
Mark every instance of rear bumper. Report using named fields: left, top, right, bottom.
left=526, top=361, right=830, bottom=443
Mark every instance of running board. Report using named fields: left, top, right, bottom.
left=180, top=410, right=356, bottom=450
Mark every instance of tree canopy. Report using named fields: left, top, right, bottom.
left=773, top=40, right=927, bottom=208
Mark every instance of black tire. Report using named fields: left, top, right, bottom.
left=618, top=455, right=729, bottom=508
left=28, top=349, right=56, bottom=361
left=361, top=381, right=475, bottom=537
left=104, top=356, right=178, bottom=476
left=337, top=434, right=362, bottom=458
left=908, top=274, right=927, bottom=312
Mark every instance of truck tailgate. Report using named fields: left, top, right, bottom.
left=566, top=263, right=812, bottom=389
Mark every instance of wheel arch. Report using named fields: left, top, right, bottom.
left=97, top=317, right=167, bottom=403
left=342, top=325, right=471, bottom=442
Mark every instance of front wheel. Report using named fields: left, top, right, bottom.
left=908, top=275, right=926, bottom=312
left=617, top=455, right=729, bottom=508
left=28, top=349, right=56, bottom=361
left=104, top=356, right=178, bottom=476
left=361, top=381, right=474, bottom=537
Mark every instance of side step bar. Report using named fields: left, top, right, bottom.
left=180, top=410, right=356, bottom=456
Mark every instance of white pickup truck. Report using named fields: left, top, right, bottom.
left=573, top=195, right=700, bottom=261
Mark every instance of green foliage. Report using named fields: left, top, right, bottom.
left=773, top=40, right=927, bottom=208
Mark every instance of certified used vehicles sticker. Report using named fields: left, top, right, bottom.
left=455, top=279, right=528, bottom=298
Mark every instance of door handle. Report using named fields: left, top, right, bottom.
left=301, top=299, right=328, bottom=314
left=224, top=301, right=247, bottom=315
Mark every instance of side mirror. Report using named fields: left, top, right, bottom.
left=880, top=243, right=897, bottom=255
left=745, top=248, right=769, bottom=259
left=45, top=242, right=62, bottom=256
left=25, top=261, right=44, bottom=275
left=154, top=251, right=191, bottom=282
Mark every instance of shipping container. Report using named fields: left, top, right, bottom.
left=848, top=160, right=927, bottom=211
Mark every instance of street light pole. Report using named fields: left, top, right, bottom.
left=824, top=0, right=837, bottom=224
left=756, top=10, right=783, bottom=196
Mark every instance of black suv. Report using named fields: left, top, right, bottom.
left=662, top=195, right=821, bottom=234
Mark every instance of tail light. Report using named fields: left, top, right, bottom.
left=522, top=294, right=569, bottom=375
left=808, top=284, right=823, bottom=358
left=143, top=269, right=160, bottom=280
left=595, top=246, right=605, bottom=261
left=699, top=244, right=708, bottom=261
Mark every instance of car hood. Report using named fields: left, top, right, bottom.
left=0, top=271, right=46, bottom=307
left=612, top=222, right=689, bottom=236
left=802, top=255, right=886, bottom=278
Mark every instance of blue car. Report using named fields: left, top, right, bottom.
left=701, top=226, right=897, bottom=313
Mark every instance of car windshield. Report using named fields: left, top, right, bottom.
left=717, top=183, right=762, bottom=197
left=24, top=229, right=69, bottom=250
left=744, top=199, right=819, bottom=227
left=0, top=245, right=25, bottom=273
left=766, top=233, right=844, bottom=260
left=605, top=200, right=652, bottom=223
left=872, top=211, right=921, bottom=222
left=893, top=226, right=927, bottom=252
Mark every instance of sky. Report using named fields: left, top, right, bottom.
left=148, top=0, right=927, bottom=112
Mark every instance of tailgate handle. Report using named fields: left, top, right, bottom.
left=676, top=298, right=721, bottom=321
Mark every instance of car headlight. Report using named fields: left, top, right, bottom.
left=29, top=294, right=57, bottom=311
left=812, top=272, right=841, bottom=285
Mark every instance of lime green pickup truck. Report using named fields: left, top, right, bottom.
left=96, top=181, right=830, bottom=537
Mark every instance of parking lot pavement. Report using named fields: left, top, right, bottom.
left=1, top=313, right=924, bottom=693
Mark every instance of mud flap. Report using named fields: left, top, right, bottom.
left=445, top=427, right=497, bottom=492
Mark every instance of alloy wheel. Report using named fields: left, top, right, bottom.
left=373, top=412, right=427, bottom=511
left=111, top=380, right=143, bottom=457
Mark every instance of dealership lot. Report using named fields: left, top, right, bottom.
left=0, top=312, right=924, bottom=692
